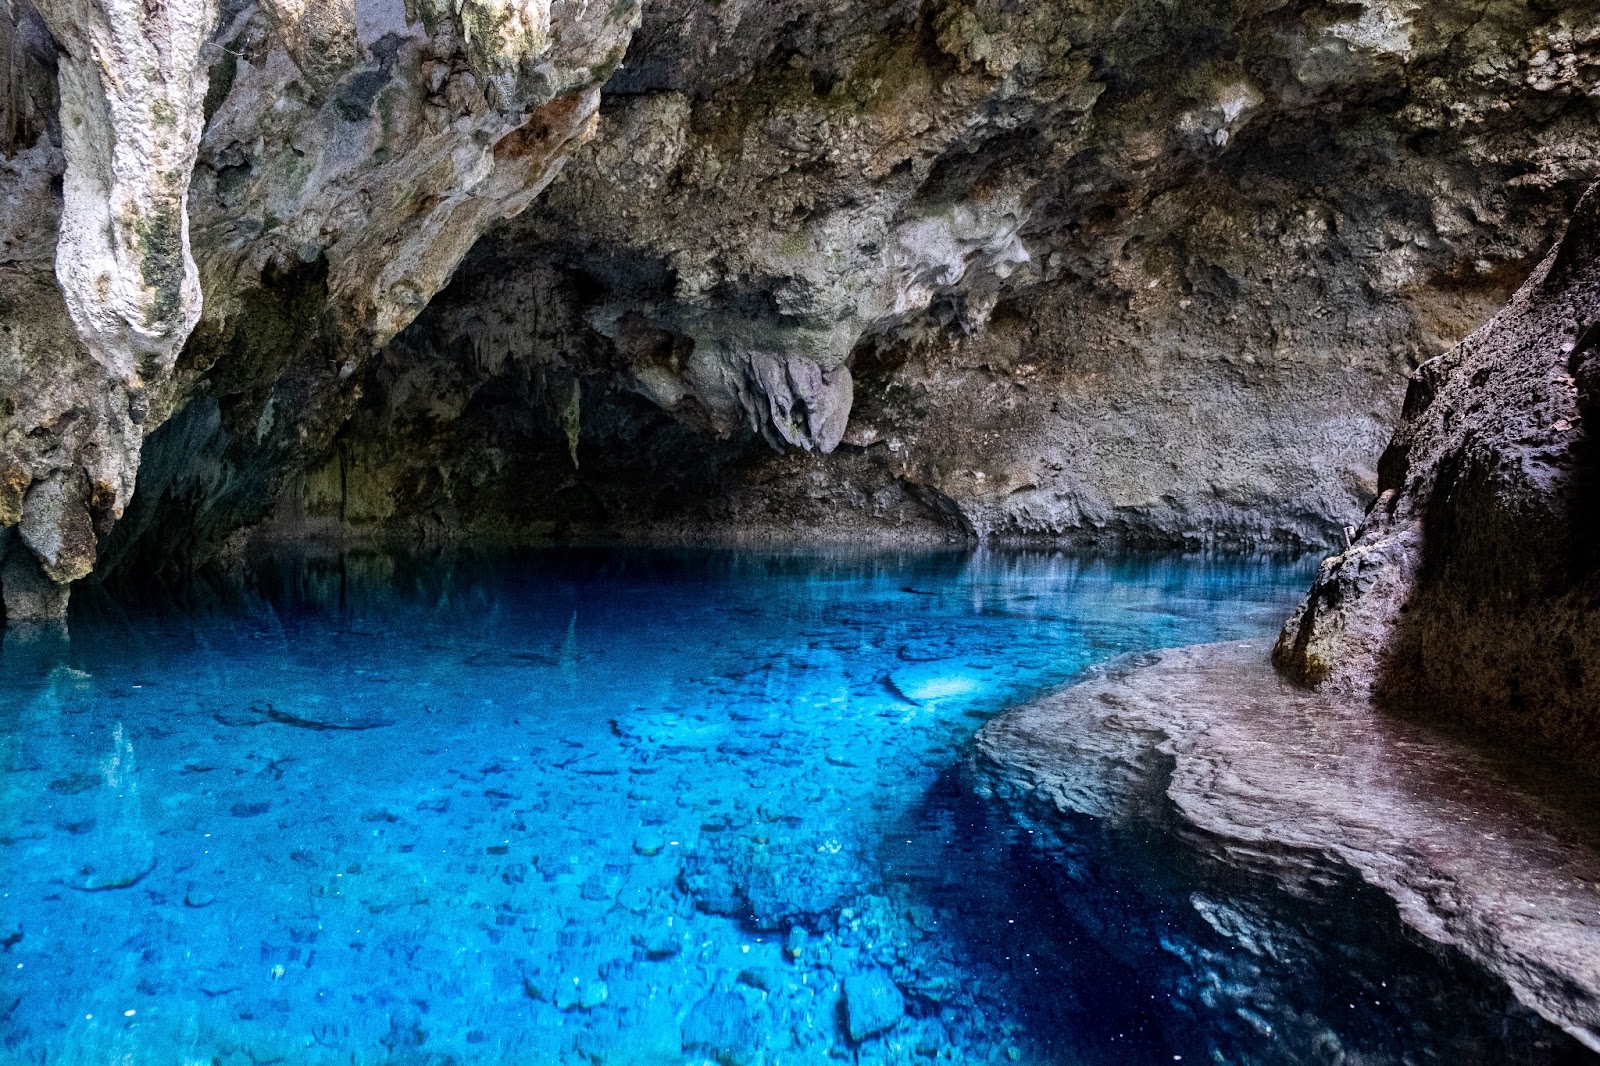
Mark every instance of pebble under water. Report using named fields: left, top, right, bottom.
left=0, top=547, right=1322, bottom=1064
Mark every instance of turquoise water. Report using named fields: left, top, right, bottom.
left=0, top=548, right=1313, bottom=1065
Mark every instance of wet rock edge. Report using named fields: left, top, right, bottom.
left=972, top=641, right=1600, bottom=1060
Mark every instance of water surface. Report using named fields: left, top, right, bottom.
left=1, top=548, right=1313, bottom=1064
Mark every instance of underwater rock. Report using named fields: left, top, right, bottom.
left=630, top=920, right=681, bottom=959
left=842, top=970, right=904, bottom=1042
left=543, top=967, right=600, bottom=1009
left=1275, top=179, right=1600, bottom=767
left=0, top=549, right=1421, bottom=1062
left=258, top=702, right=392, bottom=731
left=681, top=989, right=757, bottom=1064
left=975, top=641, right=1600, bottom=1055
left=681, top=832, right=866, bottom=931
left=71, top=857, right=157, bottom=892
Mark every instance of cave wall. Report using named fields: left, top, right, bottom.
left=1276, top=180, right=1600, bottom=770
left=2, top=0, right=1599, bottom=610
left=1, top=0, right=639, bottom=613
left=278, top=0, right=1600, bottom=550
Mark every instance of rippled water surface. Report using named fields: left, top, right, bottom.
left=0, top=548, right=1315, bottom=1065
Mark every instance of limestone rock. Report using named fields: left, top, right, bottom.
left=17, top=469, right=95, bottom=581
left=4, top=0, right=1600, bottom=610
left=1275, top=179, right=1600, bottom=767
left=279, top=0, right=1600, bottom=552
left=0, top=0, right=639, bottom=616
left=35, top=0, right=215, bottom=385
left=681, top=990, right=756, bottom=1064
left=739, top=353, right=852, bottom=454
left=841, top=971, right=904, bottom=1042
left=1, top=545, right=69, bottom=622
left=975, top=641, right=1600, bottom=1056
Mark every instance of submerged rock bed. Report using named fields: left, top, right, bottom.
left=0, top=548, right=1310, bottom=1065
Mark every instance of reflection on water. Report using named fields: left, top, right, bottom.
left=1, top=547, right=1312, bottom=1064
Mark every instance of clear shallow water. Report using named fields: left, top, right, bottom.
left=0, top=548, right=1315, bottom=1065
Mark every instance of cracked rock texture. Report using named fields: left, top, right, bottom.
left=3, top=0, right=1600, bottom=611
left=278, top=0, right=1600, bottom=549
left=974, top=641, right=1600, bottom=1059
left=1275, top=178, right=1600, bottom=769
left=1, top=0, right=637, bottom=614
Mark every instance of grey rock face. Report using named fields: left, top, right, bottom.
left=0, top=545, right=69, bottom=623
left=975, top=641, right=1600, bottom=1056
left=4, top=0, right=1600, bottom=609
left=0, top=0, right=639, bottom=615
left=36, top=0, right=215, bottom=386
left=740, top=353, right=852, bottom=455
left=1275, top=179, right=1600, bottom=768
left=270, top=0, right=1600, bottom=552
left=17, top=469, right=95, bottom=582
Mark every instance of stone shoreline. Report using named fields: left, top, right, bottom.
left=973, top=641, right=1600, bottom=1055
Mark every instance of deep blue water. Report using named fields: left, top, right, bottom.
left=0, top=548, right=1315, bottom=1065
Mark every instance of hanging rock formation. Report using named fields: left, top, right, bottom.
left=276, top=0, right=1600, bottom=549
left=40, top=0, right=215, bottom=386
left=0, top=0, right=638, bottom=618
left=1275, top=179, right=1600, bottom=768
left=4, top=0, right=217, bottom=609
left=2, top=0, right=1600, bottom=613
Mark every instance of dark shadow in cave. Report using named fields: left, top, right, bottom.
left=893, top=761, right=1593, bottom=1064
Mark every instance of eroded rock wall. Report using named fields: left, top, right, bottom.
left=278, top=0, right=1600, bottom=549
left=1, top=0, right=638, bottom=613
left=1275, top=180, right=1600, bottom=768
left=3, top=0, right=1600, bottom=608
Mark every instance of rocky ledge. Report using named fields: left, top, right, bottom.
left=972, top=641, right=1600, bottom=1059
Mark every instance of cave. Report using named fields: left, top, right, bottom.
left=2, top=0, right=1600, bottom=1061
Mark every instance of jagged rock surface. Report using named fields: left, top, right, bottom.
left=0, top=0, right=220, bottom=613
left=0, top=0, right=638, bottom=613
left=1275, top=179, right=1600, bottom=768
left=275, top=0, right=1600, bottom=549
left=4, top=0, right=1600, bottom=608
left=974, top=641, right=1600, bottom=1059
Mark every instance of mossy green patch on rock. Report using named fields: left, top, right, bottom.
left=133, top=202, right=185, bottom=329
left=299, top=445, right=402, bottom=525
